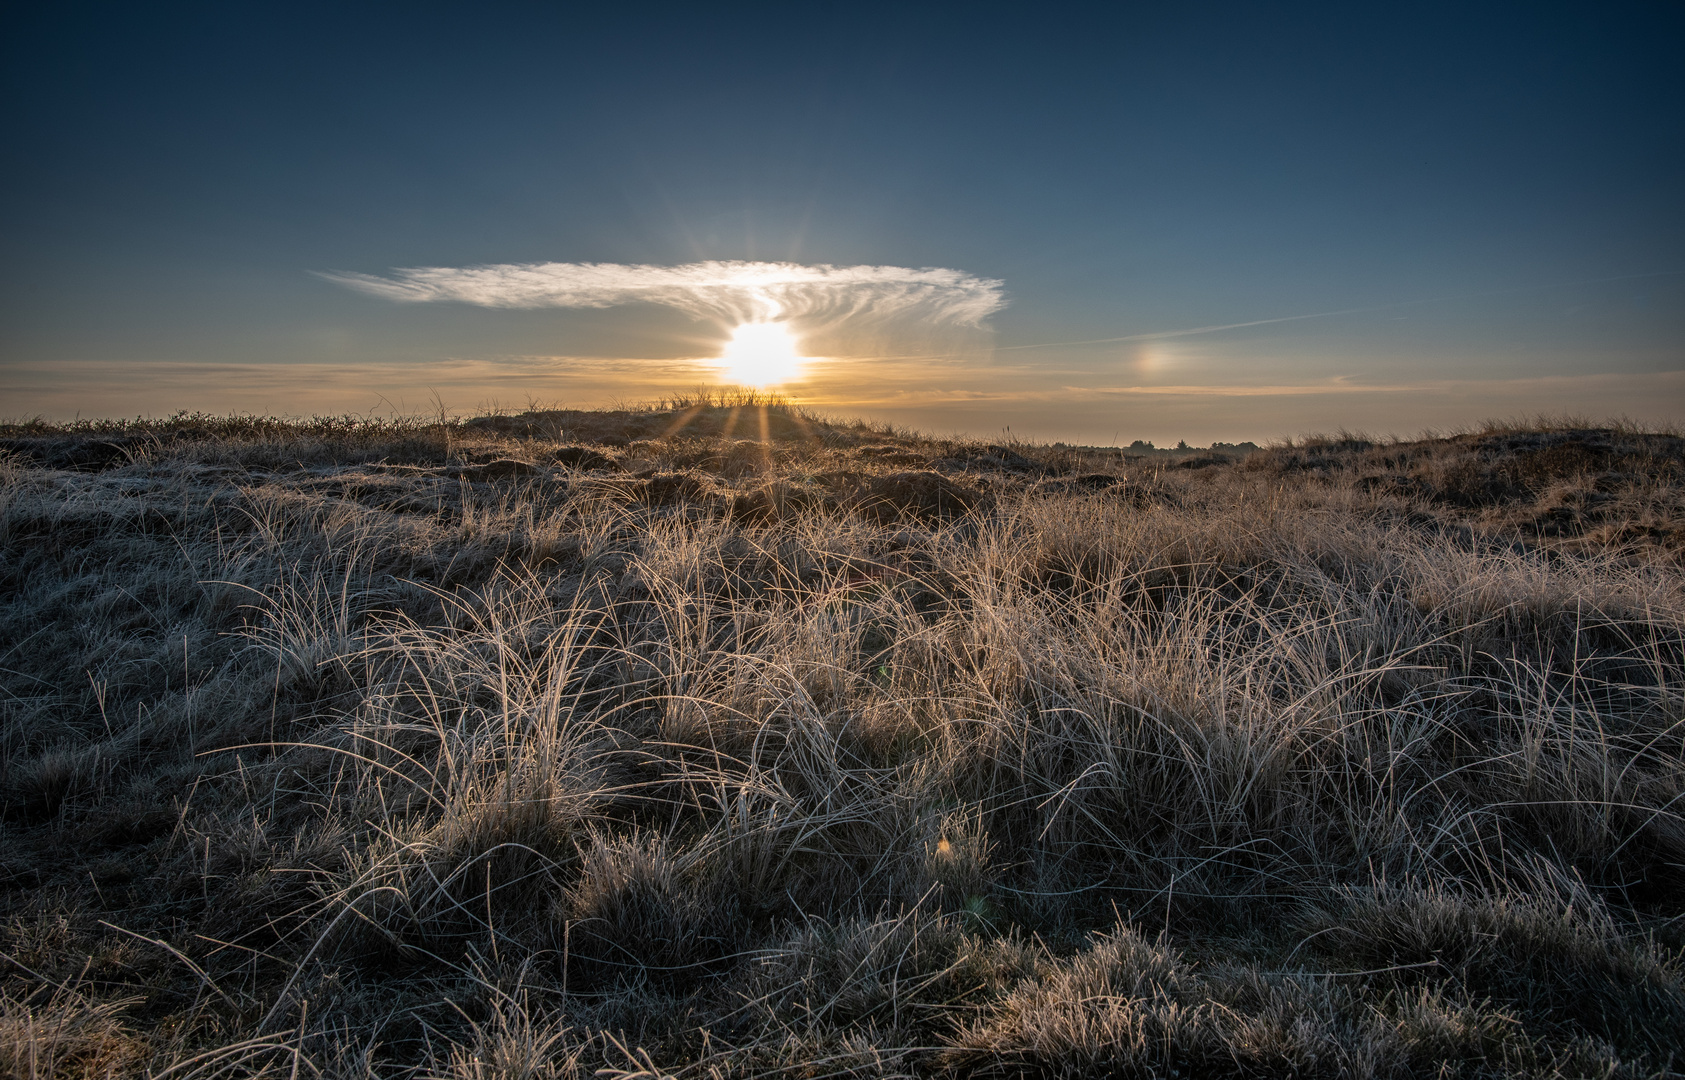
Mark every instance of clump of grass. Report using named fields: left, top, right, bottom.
left=0, top=984, right=146, bottom=1080
left=1, top=410, right=1682, bottom=1076
left=1307, top=876, right=1685, bottom=1060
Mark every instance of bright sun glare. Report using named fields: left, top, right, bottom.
left=717, top=321, right=804, bottom=387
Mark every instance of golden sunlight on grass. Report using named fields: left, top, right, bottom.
left=716, top=320, right=805, bottom=387
left=3, top=406, right=1684, bottom=1076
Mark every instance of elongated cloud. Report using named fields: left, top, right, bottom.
left=318, top=260, right=1007, bottom=329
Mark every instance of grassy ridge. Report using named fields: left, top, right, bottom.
left=2, top=404, right=1683, bottom=1078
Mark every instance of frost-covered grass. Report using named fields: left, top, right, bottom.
left=2, top=407, right=1683, bottom=1077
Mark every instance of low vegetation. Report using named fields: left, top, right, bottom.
left=2, top=398, right=1683, bottom=1077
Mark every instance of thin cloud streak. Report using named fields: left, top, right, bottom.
left=995, top=308, right=1393, bottom=351
left=5, top=360, right=1679, bottom=441
left=317, top=260, right=1008, bottom=330
left=1085, top=380, right=1424, bottom=396
left=995, top=268, right=1685, bottom=352
left=797, top=368, right=1685, bottom=409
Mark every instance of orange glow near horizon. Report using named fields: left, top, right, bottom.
left=717, top=321, right=805, bottom=387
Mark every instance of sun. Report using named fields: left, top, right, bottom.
left=717, top=321, right=804, bottom=387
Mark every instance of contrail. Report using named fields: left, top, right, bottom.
left=995, top=307, right=1389, bottom=350
left=994, top=268, right=1685, bottom=352
left=317, top=260, right=1007, bottom=329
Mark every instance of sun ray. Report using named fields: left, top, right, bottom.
left=660, top=403, right=705, bottom=439
left=757, top=404, right=773, bottom=470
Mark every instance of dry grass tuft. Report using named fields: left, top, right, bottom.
left=0, top=985, right=146, bottom=1080
left=2, top=406, right=1682, bottom=1076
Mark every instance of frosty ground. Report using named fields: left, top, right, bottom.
left=3, top=402, right=1683, bottom=1077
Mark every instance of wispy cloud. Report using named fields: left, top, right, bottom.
left=993, top=269, right=1685, bottom=352
left=317, top=260, right=1007, bottom=329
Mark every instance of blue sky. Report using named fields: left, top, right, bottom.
left=3, top=2, right=1681, bottom=442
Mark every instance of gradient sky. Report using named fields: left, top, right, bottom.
left=3, top=2, right=1681, bottom=443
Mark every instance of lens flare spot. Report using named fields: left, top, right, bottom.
left=718, top=322, right=804, bottom=387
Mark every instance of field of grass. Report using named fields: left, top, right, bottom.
left=3, top=400, right=1683, bottom=1078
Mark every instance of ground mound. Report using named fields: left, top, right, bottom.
left=2, top=407, right=1682, bottom=1077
